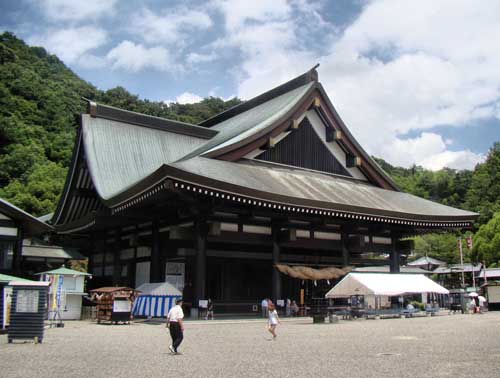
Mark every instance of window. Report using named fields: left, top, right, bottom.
left=0, top=241, right=14, bottom=270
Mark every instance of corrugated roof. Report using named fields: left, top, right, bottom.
left=407, top=256, right=447, bottom=267
left=36, top=266, right=90, bottom=276
left=182, top=82, right=315, bottom=159
left=22, top=244, right=84, bottom=260
left=165, top=157, right=477, bottom=221
left=0, top=273, right=33, bottom=283
left=354, top=266, right=431, bottom=274
left=434, top=263, right=482, bottom=274
left=82, top=114, right=208, bottom=200
left=0, top=197, right=53, bottom=236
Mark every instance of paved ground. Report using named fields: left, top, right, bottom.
left=1, top=312, right=500, bottom=378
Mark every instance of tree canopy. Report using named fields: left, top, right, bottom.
left=0, top=32, right=240, bottom=215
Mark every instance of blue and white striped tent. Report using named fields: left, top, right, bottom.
left=133, top=282, right=182, bottom=318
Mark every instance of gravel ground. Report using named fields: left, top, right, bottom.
left=1, top=312, right=500, bottom=378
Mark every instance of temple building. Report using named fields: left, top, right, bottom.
left=51, top=68, right=478, bottom=314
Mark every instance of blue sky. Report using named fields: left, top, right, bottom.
left=1, top=0, right=499, bottom=170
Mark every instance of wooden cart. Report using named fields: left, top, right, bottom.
left=90, top=287, right=140, bottom=324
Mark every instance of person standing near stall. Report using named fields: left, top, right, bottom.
left=166, top=298, right=184, bottom=354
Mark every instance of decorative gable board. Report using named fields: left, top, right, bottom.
left=255, top=117, right=351, bottom=177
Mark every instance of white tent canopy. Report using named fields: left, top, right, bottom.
left=135, top=282, right=181, bottom=296
left=325, top=273, right=449, bottom=298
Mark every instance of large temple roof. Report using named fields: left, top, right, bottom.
left=52, top=68, right=479, bottom=231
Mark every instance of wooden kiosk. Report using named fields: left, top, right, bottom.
left=90, top=287, right=139, bottom=324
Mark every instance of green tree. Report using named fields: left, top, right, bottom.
left=472, top=212, right=500, bottom=266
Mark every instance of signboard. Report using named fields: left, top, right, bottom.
left=2, top=287, right=12, bottom=328
left=199, top=300, right=208, bottom=308
left=277, top=299, right=285, bottom=307
left=165, top=262, right=185, bottom=292
left=16, top=290, right=39, bottom=313
left=166, top=262, right=185, bottom=275
left=113, top=299, right=131, bottom=313
left=56, top=275, right=64, bottom=308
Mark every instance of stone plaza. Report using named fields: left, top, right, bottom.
left=1, top=312, right=499, bottom=378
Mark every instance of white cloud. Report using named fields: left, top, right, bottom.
left=39, top=0, right=117, bottom=22
left=316, top=0, right=500, bottom=169
left=106, top=41, right=174, bottom=72
left=215, top=0, right=498, bottom=169
left=166, top=92, right=204, bottom=104
left=420, top=150, right=484, bottom=171
left=28, top=26, right=107, bottom=64
left=214, top=0, right=291, bottom=32
left=131, top=7, right=212, bottom=45
left=186, top=52, right=217, bottom=65
left=213, top=0, right=316, bottom=99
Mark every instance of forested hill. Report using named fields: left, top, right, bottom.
left=0, top=32, right=498, bottom=233
left=0, top=32, right=240, bottom=216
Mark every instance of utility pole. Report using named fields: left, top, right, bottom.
left=458, top=238, right=465, bottom=288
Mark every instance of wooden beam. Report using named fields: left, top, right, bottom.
left=346, top=154, right=362, bottom=168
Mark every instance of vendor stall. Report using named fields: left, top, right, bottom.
left=90, top=287, right=139, bottom=324
left=325, top=273, right=449, bottom=310
left=132, top=282, right=181, bottom=318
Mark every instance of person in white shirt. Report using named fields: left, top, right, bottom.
left=166, top=298, right=184, bottom=354
left=267, top=302, right=280, bottom=340
left=261, top=298, right=269, bottom=318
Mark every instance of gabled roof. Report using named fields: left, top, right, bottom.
left=181, top=81, right=315, bottom=160
left=52, top=68, right=479, bottom=231
left=0, top=197, right=53, bottom=236
left=36, top=266, right=91, bottom=276
left=407, top=256, right=447, bottom=267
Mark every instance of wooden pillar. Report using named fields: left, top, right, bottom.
left=341, top=232, right=350, bottom=267
left=390, top=236, right=400, bottom=273
left=194, top=218, right=208, bottom=308
left=12, top=228, right=23, bottom=275
left=272, top=224, right=282, bottom=303
left=150, top=220, right=162, bottom=283
left=112, top=229, right=121, bottom=285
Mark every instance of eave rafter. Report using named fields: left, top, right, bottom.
left=110, top=178, right=475, bottom=232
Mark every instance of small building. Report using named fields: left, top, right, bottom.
left=37, top=266, right=91, bottom=320
left=0, top=198, right=52, bottom=276
left=483, top=281, right=500, bottom=311
left=1, top=273, right=34, bottom=330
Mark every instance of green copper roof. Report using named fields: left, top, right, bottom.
left=82, top=114, right=208, bottom=200
left=0, top=273, right=33, bottom=283
left=37, top=266, right=91, bottom=276
left=182, top=82, right=315, bottom=159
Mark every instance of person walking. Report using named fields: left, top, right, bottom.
left=261, top=298, right=269, bottom=318
left=166, top=298, right=184, bottom=354
left=205, top=298, right=214, bottom=320
left=267, top=302, right=280, bottom=340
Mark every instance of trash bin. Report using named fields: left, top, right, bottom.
left=8, top=281, right=49, bottom=344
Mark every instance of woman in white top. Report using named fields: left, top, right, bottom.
left=267, top=302, right=280, bottom=339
